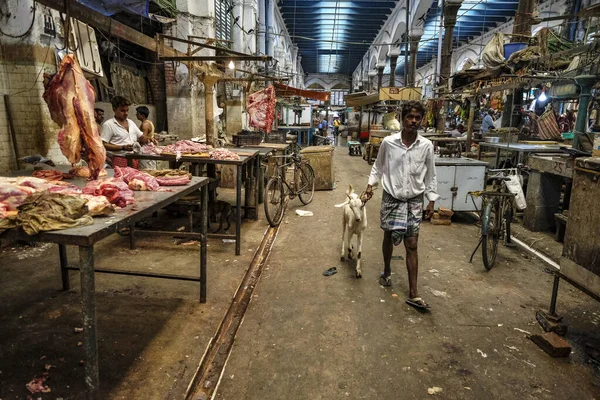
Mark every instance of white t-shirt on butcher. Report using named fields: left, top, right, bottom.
left=101, top=117, right=143, bottom=155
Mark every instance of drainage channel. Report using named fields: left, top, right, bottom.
left=185, top=225, right=280, bottom=400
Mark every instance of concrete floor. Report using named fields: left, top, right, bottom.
left=0, top=202, right=265, bottom=399
left=215, top=147, right=600, bottom=400
left=1, top=147, right=600, bottom=399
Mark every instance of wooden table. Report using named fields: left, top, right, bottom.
left=126, top=152, right=259, bottom=255
left=0, top=176, right=209, bottom=399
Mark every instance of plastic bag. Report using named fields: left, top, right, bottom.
left=505, top=174, right=526, bottom=210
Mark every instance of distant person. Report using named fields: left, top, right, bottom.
left=481, top=109, right=496, bottom=134
left=94, top=108, right=104, bottom=127
left=136, top=106, right=155, bottom=139
left=101, top=96, right=154, bottom=168
left=449, top=124, right=466, bottom=137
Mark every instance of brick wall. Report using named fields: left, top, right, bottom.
left=148, top=63, right=167, bottom=132
left=0, top=43, right=69, bottom=173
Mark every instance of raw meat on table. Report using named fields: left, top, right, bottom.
left=43, top=55, right=106, bottom=179
left=32, top=169, right=65, bottom=181
left=210, top=148, right=240, bottom=161
left=79, top=194, right=116, bottom=216
left=70, top=166, right=107, bottom=179
left=142, top=169, right=191, bottom=186
left=83, top=178, right=134, bottom=208
left=114, top=166, right=160, bottom=191
left=247, top=85, right=276, bottom=133
left=160, top=140, right=211, bottom=154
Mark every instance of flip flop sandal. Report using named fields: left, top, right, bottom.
left=379, top=274, right=392, bottom=287
left=323, top=267, right=337, bottom=276
left=406, top=297, right=431, bottom=309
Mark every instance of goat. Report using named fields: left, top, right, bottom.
left=335, top=185, right=367, bottom=278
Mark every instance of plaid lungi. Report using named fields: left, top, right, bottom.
left=380, top=190, right=423, bottom=246
left=111, top=155, right=138, bottom=169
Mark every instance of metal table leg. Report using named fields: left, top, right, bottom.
left=495, top=148, right=501, bottom=168
left=244, top=163, right=251, bottom=218
left=549, top=274, right=560, bottom=316
left=59, top=244, right=70, bottom=290
left=200, top=186, right=208, bottom=303
left=254, top=156, right=259, bottom=220
left=258, top=156, right=264, bottom=204
left=236, top=165, right=242, bottom=256
left=129, top=221, right=136, bottom=250
left=79, top=245, right=99, bottom=399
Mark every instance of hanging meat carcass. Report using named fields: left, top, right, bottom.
left=43, top=55, right=106, bottom=179
left=247, top=85, right=276, bottom=133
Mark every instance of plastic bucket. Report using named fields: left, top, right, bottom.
left=504, top=43, right=528, bottom=60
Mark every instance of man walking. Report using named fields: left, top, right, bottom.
left=364, top=101, right=438, bottom=309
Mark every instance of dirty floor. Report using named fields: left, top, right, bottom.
left=2, top=146, right=600, bottom=400
left=215, top=147, right=600, bottom=400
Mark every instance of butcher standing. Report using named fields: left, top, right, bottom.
left=101, top=96, right=153, bottom=168
left=363, top=101, right=438, bottom=310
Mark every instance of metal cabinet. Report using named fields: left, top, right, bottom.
left=426, top=157, right=488, bottom=212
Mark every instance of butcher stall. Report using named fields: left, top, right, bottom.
left=0, top=172, right=210, bottom=399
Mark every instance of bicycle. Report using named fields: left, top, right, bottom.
left=264, top=151, right=315, bottom=227
left=467, top=166, right=528, bottom=270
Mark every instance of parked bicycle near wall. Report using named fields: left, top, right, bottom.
left=468, top=165, right=529, bottom=270
left=264, top=151, right=315, bottom=227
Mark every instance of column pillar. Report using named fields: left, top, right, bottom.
left=204, top=77, right=219, bottom=146
left=376, top=63, right=385, bottom=91
left=367, top=71, right=377, bottom=92
left=258, top=0, right=266, bottom=55
left=436, top=0, right=463, bottom=132
left=408, top=29, right=423, bottom=87
left=232, top=1, right=244, bottom=54
left=388, top=48, right=400, bottom=87
left=574, top=75, right=596, bottom=150
left=511, top=0, right=536, bottom=43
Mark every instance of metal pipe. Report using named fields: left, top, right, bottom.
left=201, top=185, right=208, bottom=303
left=510, top=236, right=561, bottom=270
left=4, top=95, right=20, bottom=170
left=434, top=0, right=444, bottom=87
left=404, top=0, right=410, bottom=85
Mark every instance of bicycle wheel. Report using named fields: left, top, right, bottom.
left=298, top=163, right=315, bottom=205
left=264, top=177, right=285, bottom=227
left=481, top=199, right=500, bottom=270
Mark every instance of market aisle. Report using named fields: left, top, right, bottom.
left=216, top=147, right=600, bottom=399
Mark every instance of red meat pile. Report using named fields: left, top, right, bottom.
left=210, top=148, right=240, bottom=161
left=247, top=85, right=276, bottom=133
left=114, top=166, right=160, bottom=191
left=160, top=140, right=211, bottom=154
left=83, top=178, right=134, bottom=208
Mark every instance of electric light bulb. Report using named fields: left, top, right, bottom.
left=228, top=61, right=235, bottom=70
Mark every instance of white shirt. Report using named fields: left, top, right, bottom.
left=101, top=117, right=143, bottom=155
left=368, top=132, right=439, bottom=202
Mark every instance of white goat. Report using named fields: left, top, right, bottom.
left=335, top=185, right=367, bottom=278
